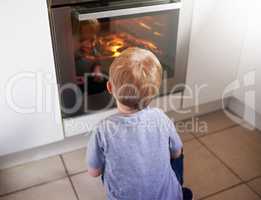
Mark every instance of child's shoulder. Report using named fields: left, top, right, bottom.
left=149, top=107, right=173, bottom=120
left=149, top=107, right=165, bottom=115
left=94, top=107, right=173, bottom=132
left=93, top=113, right=122, bottom=136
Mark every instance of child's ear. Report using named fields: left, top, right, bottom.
left=107, top=81, right=112, bottom=94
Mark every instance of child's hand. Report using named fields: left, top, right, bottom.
left=87, top=166, right=102, bottom=177
left=171, top=148, right=182, bottom=160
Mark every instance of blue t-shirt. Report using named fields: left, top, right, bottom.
left=87, top=107, right=183, bottom=200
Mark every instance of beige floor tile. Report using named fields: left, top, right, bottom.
left=248, top=177, right=261, bottom=196
left=0, top=178, right=77, bottom=200
left=0, top=156, right=66, bottom=195
left=191, top=110, right=237, bottom=137
left=62, top=148, right=87, bottom=175
left=200, top=126, right=261, bottom=181
left=175, top=120, right=195, bottom=142
left=183, top=140, right=240, bottom=199
left=204, top=184, right=260, bottom=200
left=179, top=132, right=195, bottom=143
left=71, top=172, right=106, bottom=200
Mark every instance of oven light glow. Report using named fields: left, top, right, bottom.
left=81, top=32, right=162, bottom=60
left=138, top=22, right=152, bottom=30
left=153, top=31, right=162, bottom=37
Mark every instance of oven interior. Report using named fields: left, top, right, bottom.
left=73, top=9, right=179, bottom=94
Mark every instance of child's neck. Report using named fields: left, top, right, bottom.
left=117, top=101, right=138, bottom=115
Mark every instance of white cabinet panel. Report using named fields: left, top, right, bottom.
left=183, top=0, right=248, bottom=108
left=232, top=1, right=261, bottom=125
left=0, top=0, right=64, bottom=156
left=233, top=1, right=261, bottom=108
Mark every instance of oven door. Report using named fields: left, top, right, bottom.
left=51, top=0, right=184, bottom=118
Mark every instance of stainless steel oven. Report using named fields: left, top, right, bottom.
left=49, top=0, right=192, bottom=118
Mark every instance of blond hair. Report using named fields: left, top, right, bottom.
left=109, top=47, right=162, bottom=109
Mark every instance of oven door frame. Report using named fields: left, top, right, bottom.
left=50, top=0, right=192, bottom=117
left=74, top=2, right=181, bottom=20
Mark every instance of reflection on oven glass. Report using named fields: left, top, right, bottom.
left=73, top=12, right=176, bottom=96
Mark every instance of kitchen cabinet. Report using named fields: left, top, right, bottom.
left=183, top=0, right=248, bottom=109
left=0, top=0, right=64, bottom=156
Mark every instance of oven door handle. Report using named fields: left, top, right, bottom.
left=75, top=2, right=182, bottom=21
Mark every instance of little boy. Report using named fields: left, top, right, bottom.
left=87, top=47, right=184, bottom=200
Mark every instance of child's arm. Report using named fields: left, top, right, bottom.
left=86, top=129, right=105, bottom=177
left=167, top=119, right=183, bottom=160
left=88, top=167, right=102, bottom=177
left=171, top=148, right=182, bottom=160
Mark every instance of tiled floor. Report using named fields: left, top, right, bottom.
left=0, top=110, right=261, bottom=200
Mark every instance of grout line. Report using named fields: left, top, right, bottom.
left=69, top=169, right=89, bottom=177
left=0, top=112, right=258, bottom=199
left=0, top=176, right=68, bottom=198
left=246, top=175, right=261, bottom=183
left=170, top=108, right=224, bottom=124
left=198, top=182, right=244, bottom=200
left=179, top=123, right=239, bottom=146
left=0, top=154, right=66, bottom=171
left=245, top=181, right=261, bottom=199
left=194, top=124, right=239, bottom=139
left=198, top=179, right=261, bottom=200
left=196, top=137, right=243, bottom=181
left=182, top=137, right=196, bottom=144
left=0, top=155, right=89, bottom=198
left=195, top=136, right=261, bottom=199
left=59, top=155, right=80, bottom=200
left=59, top=155, right=69, bottom=175
left=170, top=112, right=252, bottom=200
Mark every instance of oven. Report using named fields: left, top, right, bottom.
left=49, top=0, right=192, bottom=118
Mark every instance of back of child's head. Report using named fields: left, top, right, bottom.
left=109, top=47, right=162, bottom=110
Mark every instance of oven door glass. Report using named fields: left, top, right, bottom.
left=71, top=4, right=180, bottom=115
